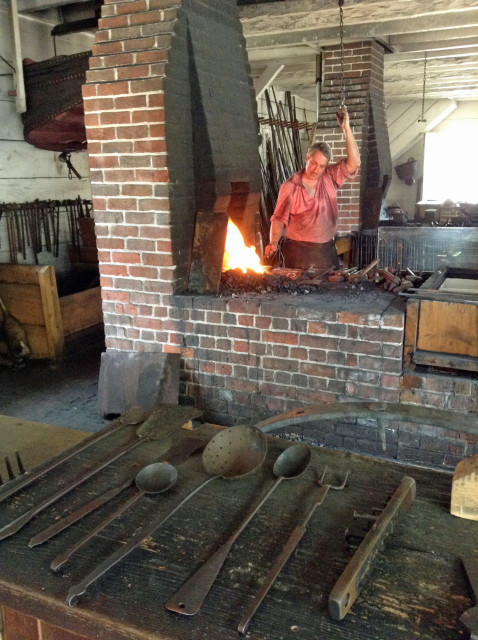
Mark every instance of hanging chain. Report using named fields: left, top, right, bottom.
left=338, top=0, right=346, bottom=110
left=418, top=51, right=428, bottom=122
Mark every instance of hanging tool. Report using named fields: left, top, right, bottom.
left=328, top=475, right=416, bottom=620
left=58, top=151, right=82, bottom=180
left=418, top=52, right=428, bottom=123
left=238, top=466, right=349, bottom=635
left=338, top=0, right=347, bottom=113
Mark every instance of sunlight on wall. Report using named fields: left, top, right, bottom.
left=422, top=124, right=478, bottom=204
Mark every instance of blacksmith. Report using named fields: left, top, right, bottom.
left=264, top=109, right=360, bottom=270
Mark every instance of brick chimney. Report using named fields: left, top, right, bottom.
left=316, top=40, right=392, bottom=233
left=82, top=0, right=261, bottom=413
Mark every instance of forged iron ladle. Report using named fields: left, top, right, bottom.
left=66, top=425, right=267, bottom=606
left=50, top=462, right=178, bottom=572
left=164, top=443, right=312, bottom=616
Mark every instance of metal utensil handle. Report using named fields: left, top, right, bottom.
left=66, top=475, right=216, bottom=606
left=29, top=478, right=133, bottom=548
left=164, top=476, right=285, bottom=616
left=51, top=437, right=208, bottom=570
left=0, top=415, right=139, bottom=505
left=30, top=435, right=207, bottom=548
left=238, top=525, right=306, bottom=635
left=51, top=490, right=144, bottom=572
left=328, top=475, right=416, bottom=621
left=0, top=439, right=143, bottom=542
left=238, top=485, right=330, bottom=634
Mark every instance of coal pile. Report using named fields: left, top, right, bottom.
left=219, top=268, right=378, bottom=296
left=220, top=269, right=314, bottom=294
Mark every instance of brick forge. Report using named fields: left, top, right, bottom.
left=83, top=0, right=478, bottom=468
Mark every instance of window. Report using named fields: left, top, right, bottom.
left=422, top=125, right=478, bottom=204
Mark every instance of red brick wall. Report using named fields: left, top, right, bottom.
left=167, top=296, right=405, bottom=423
left=163, top=293, right=477, bottom=468
left=317, top=41, right=391, bottom=234
left=83, top=0, right=260, bottom=350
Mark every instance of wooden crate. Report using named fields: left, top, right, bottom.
left=0, top=265, right=103, bottom=360
left=404, top=267, right=478, bottom=373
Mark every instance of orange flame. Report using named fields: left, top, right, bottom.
left=222, top=219, right=265, bottom=274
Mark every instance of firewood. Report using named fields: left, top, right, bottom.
left=354, top=259, right=379, bottom=278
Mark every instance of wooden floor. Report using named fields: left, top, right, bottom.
left=0, top=415, right=89, bottom=477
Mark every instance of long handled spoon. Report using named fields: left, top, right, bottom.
left=48, top=437, right=207, bottom=570
left=29, top=435, right=207, bottom=549
left=164, top=443, right=311, bottom=616
left=66, top=425, right=267, bottom=606
left=237, top=467, right=349, bottom=635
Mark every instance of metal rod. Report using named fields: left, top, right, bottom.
left=0, top=412, right=145, bottom=505
left=238, top=468, right=349, bottom=635
left=4, top=456, right=15, bottom=481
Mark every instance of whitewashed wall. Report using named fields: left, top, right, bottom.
left=0, top=1, right=93, bottom=271
left=383, top=100, right=478, bottom=218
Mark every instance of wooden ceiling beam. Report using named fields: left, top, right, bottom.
left=244, top=8, right=478, bottom=51
left=389, top=26, right=478, bottom=48
left=389, top=47, right=478, bottom=62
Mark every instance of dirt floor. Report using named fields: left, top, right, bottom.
left=0, top=325, right=108, bottom=434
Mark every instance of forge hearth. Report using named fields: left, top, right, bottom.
left=219, top=268, right=378, bottom=296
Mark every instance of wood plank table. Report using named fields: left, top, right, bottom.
left=0, top=410, right=476, bottom=640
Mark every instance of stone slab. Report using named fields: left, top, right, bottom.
left=97, top=350, right=180, bottom=417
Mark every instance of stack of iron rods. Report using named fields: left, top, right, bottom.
left=0, top=197, right=91, bottom=264
left=259, top=89, right=310, bottom=249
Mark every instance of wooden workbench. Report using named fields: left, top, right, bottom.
left=0, top=410, right=476, bottom=640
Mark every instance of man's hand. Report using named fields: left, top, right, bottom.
left=264, top=242, right=278, bottom=258
left=336, top=107, right=349, bottom=132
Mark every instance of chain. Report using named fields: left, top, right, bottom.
left=338, top=0, right=346, bottom=109
left=418, top=51, right=427, bottom=122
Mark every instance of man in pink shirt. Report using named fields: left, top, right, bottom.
left=264, top=109, right=360, bottom=270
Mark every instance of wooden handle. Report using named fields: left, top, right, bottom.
left=328, top=476, right=416, bottom=621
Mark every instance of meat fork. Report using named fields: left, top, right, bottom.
left=238, top=467, right=349, bottom=635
